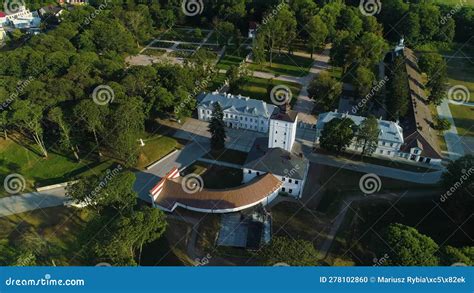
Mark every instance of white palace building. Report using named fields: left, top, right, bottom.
left=197, top=92, right=277, bottom=133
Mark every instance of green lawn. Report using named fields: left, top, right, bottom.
left=157, top=28, right=205, bottom=43
left=229, top=76, right=302, bottom=104
left=0, top=206, right=91, bottom=266
left=216, top=46, right=251, bottom=71
left=248, top=53, right=314, bottom=77
left=136, top=135, right=183, bottom=170
left=182, top=162, right=243, bottom=189
left=448, top=104, right=474, bottom=136
left=0, top=138, right=117, bottom=195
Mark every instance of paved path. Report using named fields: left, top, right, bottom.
left=437, top=99, right=465, bottom=159
left=306, top=152, right=443, bottom=185
left=0, top=142, right=208, bottom=217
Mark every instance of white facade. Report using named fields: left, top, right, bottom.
left=316, top=111, right=404, bottom=158
left=197, top=92, right=276, bottom=133
left=268, top=116, right=298, bottom=152
left=243, top=168, right=305, bottom=198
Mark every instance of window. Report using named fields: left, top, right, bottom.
left=289, top=189, right=293, bottom=194
left=240, top=117, right=243, bottom=120
left=248, top=170, right=252, bottom=174
left=379, top=150, right=383, bottom=154
left=387, top=151, right=391, bottom=155
left=282, top=187, right=286, bottom=192
left=275, top=140, right=277, bottom=142
left=282, top=177, right=285, bottom=181
left=295, top=180, right=298, bottom=185
left=256, top=172, right=260, bottom=176
left=289, top=179, right=292, bottom=183
left=275, top=131, right=278, bottom=134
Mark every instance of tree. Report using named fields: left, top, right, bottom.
left=384, top=223, right=439, bottom=266
left=12, top=100, right=48, bottom=157
left=440, top=246, right=474, bottom=266
left=73, top=99, right=109, bottom=157
left=84, top=207, right=167, bottom=266
left=319, top=117, right=356, bottom=153
left=48, top=107, right=79, bottom=160
left=208, top=102, right=226, bottom=151
left=354, top=66, right=376, bottom=99
left=419, top=53, right=444, bottom=78
left=252, top=34, right=266, bottom=65
left=308, top=71, right=342, bottom=112
left=214, top=21, right=234, bottom=46
left=260, top=236, right=319, bottom=266
left=434, top=117, right=451, bottom=131
left=441, top=155, right=474, bottom=223
left=386, top=56, right=409, bottom=120
left=306, top=15, right=328, bottom=58
left=427, top=60, right=448, bottom=105
left=107, top=96, right=145, bottom=166
left=356, top=116, right=379, bottom=156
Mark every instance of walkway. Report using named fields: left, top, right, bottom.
left=437, top=99, right=465, bottom=159
left=306, top=152, right=443, bottom=185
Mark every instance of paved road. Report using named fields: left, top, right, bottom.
left=437, top=99, right=465, bottom=159
left=305, top=152, right=443, bottom=185
left=0, top=142, right=208, bottom=217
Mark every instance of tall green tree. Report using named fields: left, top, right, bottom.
left=208, top=102, right=226, bottom=151
left=306, top=15, right=328, bottom=58
left=386, top=56, right=409, bottom=120
left=260, top=236, right=319, bottom=266
left=384, top=223, right=439, bottom=266
left=308, top=71, right=342, bottom=112
left=48, top=107, right=79, bottom=160
left=319, top=117, right=356, bottom=153
left=356, top=116, right=380, bottom=156
left=12, top=100, right=48, bottom=157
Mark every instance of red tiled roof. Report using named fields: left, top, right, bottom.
left=0, top=11, right=7, bottom=17
left=153, top=173, right=282, bottom=212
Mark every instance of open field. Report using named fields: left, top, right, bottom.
left=0, top=206, right=91, bottom=266
left=136, top=135, right=183, bottom=170
left=0, top=137, right=117, bottom=194
left=248, top=53, right=314, bottom=77
left=231, top=76, right=302, bottom=103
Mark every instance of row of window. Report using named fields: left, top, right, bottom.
left=282, top=187, right=293, bottom=194
left=247, top=170, right=299, bottom=185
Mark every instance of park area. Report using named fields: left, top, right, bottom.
left=0, top=131, right=182, bottom=196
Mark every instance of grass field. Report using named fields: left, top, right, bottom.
left=136, top=135, right=183, bottom=170
left=248, top=53, right=314, bottom=77
left=229, top=76, right=302, bottom=103
left=0, top=206, right=91, bottom=266
left=216, top=46, right=251, bottom=71
left=0, top=137, right=117, bottom=195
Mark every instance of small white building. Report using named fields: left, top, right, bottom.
left=197, top=92, right=277, bottom=133
left=268, top=104, right=298, bottom=152
left=244, top=138, right=309, bottom=198
left=316, top=111, right=404, bottom=158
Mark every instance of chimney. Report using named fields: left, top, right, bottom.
left=279, top=102, right=290, bottom=114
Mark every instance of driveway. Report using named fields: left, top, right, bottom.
left=437, top=99, right=465, bottom=159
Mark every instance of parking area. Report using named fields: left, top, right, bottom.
left=173, top=118, right=267, bottom=152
